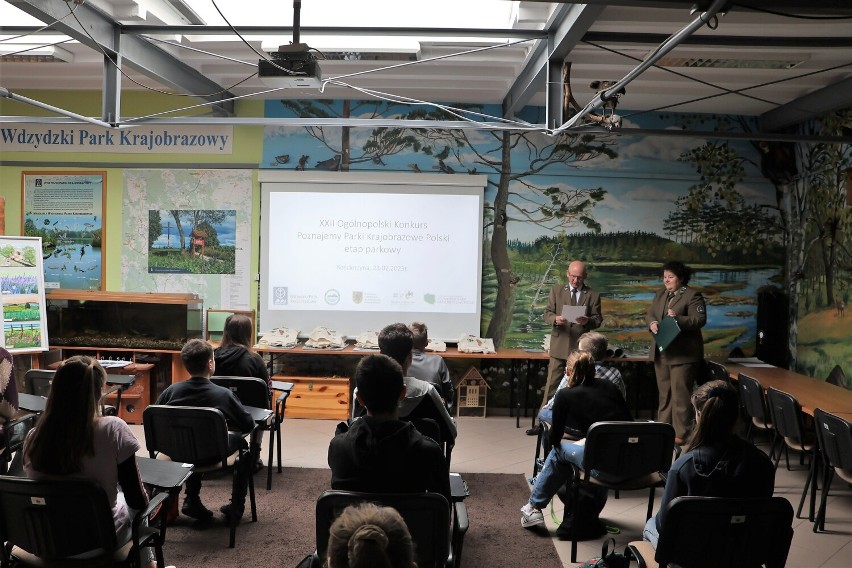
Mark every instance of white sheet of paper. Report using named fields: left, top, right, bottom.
left=561, top=305, right=587, bottom=323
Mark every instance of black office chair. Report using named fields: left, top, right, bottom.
left=566, top=421, right=675, bottom=563
left=627, top=496, right=794, bottom=568
left=700, top=360, right=731, bottom=385
left=270, top=379, right=293, bottom=482
left=142, top=405, right=257, bottom=548
left=0, top=475, right=168, bottom=568
left=737, top=373, right=775, bottom=453
left=311, top=490, right=468, bottom=568
left=23, top=369, right=54, bottom=397
left=812, top=409, right=852, bottom=532
left=766, top=387, right=817, bottom=520
left=0, top=413, right=37, bottom=476
left=210, top=375, right=279, bottom=490
left=402, top=395, right=456, bottom=466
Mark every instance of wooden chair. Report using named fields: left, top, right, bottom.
left=0, top=475, right=168, bottom=568
left=812, top=409, right=852, bottom=532
left=143, top=405, right=257, bottom=548
left=210, top=375, right=279, bottom=490
left=627, top=496, right=794, bottom=568
left=566, top=421, right=674, bottom=563
left=311, top=490, right=468, bottom=568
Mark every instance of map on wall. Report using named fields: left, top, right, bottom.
left=122, top=170, right=252, bottom=309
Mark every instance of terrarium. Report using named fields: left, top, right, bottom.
left=46, top=290, right=203, bottom=350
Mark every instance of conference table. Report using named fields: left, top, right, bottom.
left=721, top=361, right=852, bottom=416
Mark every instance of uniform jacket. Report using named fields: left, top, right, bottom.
left=646, top=286, right=707, bottom=364
left=544, top=283, right=602, bottom=360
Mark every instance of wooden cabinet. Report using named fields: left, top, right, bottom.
left=274, top=376, right=350, bottom=420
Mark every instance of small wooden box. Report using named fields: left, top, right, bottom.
left=275, top=376, right=350, bottom=420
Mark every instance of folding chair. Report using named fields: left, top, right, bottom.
left=812, top=409, right=852, bottom=532
left=143, top=405, right=257, bottom=548
left=0, top=475, right=167, bottom=568
left=210, top=376, right=279, bottom=490
left=627, top=496, right=794, bottom=568
left=566, top=421, right=675, bottom=563
left=312, top=490, right=468, bottom=568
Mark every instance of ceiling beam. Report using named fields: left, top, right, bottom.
left=7, top=0, right=234, bottom=118
left=503, top=3, right=606, bottom=119
left=520, top=0, right=852, bottom=15
left=581, top=31, right=852, bottom=48
left=761, top=76, right=852, bottom=131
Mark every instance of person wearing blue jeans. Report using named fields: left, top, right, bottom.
left=521, top=351, right=632, bottom=539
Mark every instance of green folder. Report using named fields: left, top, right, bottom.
left=656, top=316, right=681, bottom=352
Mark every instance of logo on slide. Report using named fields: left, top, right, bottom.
left=273, top=287, right=289, bottom=305
left=352, top=291, right=363, bottom=304
left=424, top=293, right=435, bottom=304
left=325, top=289, right=341, bottom=305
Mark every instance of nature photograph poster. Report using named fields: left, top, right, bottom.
left=0, top=236, right=49, bottom=352
left=22, top=171, right=105, bottom=290
left=147, top=209, right=237, bottom=274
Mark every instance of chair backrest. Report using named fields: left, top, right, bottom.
left=655, top=496, right=794, bottom=568
left=703, top=360, right=731, bottom=384
left=765, top=387, right=805, bottom=442
left=814, top=409, right=852, bottom=471
left=315, top=490, right=450, bottom=568
left=0, top=414, right=38, bottom=475
left=210, top=376, right=270, bottom=408
left=826, top=365, right=849, bottom=390
left=0, top=476, right=118, bottom=561
left=143, top=405, right=230, bottom=466
left=24, top=369, right=54, bottom=397
left=738, top=373, right=771, bottom=424
left=582, top=421, right=675, bottom=482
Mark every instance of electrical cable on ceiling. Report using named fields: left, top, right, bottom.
left=0, top=2, right=80, bottom=43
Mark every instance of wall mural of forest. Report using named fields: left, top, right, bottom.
left=263, top=101, right=850, bottom=385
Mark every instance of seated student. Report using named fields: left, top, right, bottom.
left=213, top=313, right=270, bottom=472
left=23, top=357, right=161, bottom=568
left=0, top=347, right=19, bottom=437
left=408, top=322, right=454, bottom=409
left=327, top=502, right=416, bottom=568
left=156, top=339, right=255, bottom=523
left=537, top=350, right=581, bottom=426
left=377, top=323, right=456, bottom=447
left=328, top=354, right=451, bottom=502
left=521, top=351, right=633, bottom=540
left=642, top=380, right=775, bottom=548
left=578, top=331, right=626, bottom=399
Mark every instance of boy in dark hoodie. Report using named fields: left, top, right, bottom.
left=328, top=354, right=451, bottom=502
left=643, top=379, right=775, bottom=547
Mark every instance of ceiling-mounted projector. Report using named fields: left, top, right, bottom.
left=258, top=43, right=322, bottom=89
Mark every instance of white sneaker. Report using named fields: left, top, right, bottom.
left=520, top=502, right=544, bottom=528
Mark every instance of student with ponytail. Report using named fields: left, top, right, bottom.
left=326, top=503, right=416, bottom=568
left=642, top=379, right=775, bottom=548
left=23, top=356, right=158, bottom=567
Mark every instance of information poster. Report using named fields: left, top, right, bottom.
left=0, top=236, right=49, bottom=352
left=22, top=171, right=106, bottom=290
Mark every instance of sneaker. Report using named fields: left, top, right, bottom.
left=220, top=503, right=245, bottom=523
left=181, top=497, right=213, bottom=521
left=520, top=503, right=544, bottom=528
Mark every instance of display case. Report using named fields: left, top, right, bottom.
left=46, top=290, right=203, bottom=350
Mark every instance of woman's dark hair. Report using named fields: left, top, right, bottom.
left=686, top=379, right=739, bottom=452
left=662, top=260, right=692, bottom=285
left=326, top=502, right=414, bottom=568
left=568, top=351, right=596, bottom=387
left=25, top=356, right=106, bottom=474
left=220, top=313, right=254, bottom=349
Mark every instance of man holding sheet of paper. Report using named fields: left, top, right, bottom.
left=530, top=260, right=602, bottom=435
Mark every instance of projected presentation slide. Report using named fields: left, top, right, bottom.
left=260, top=173, right=485, bottom=340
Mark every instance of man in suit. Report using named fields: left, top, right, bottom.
left=530, top=260, right=602, bottom=435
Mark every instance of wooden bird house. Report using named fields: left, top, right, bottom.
left=456, top=366, right=490, bottom=418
